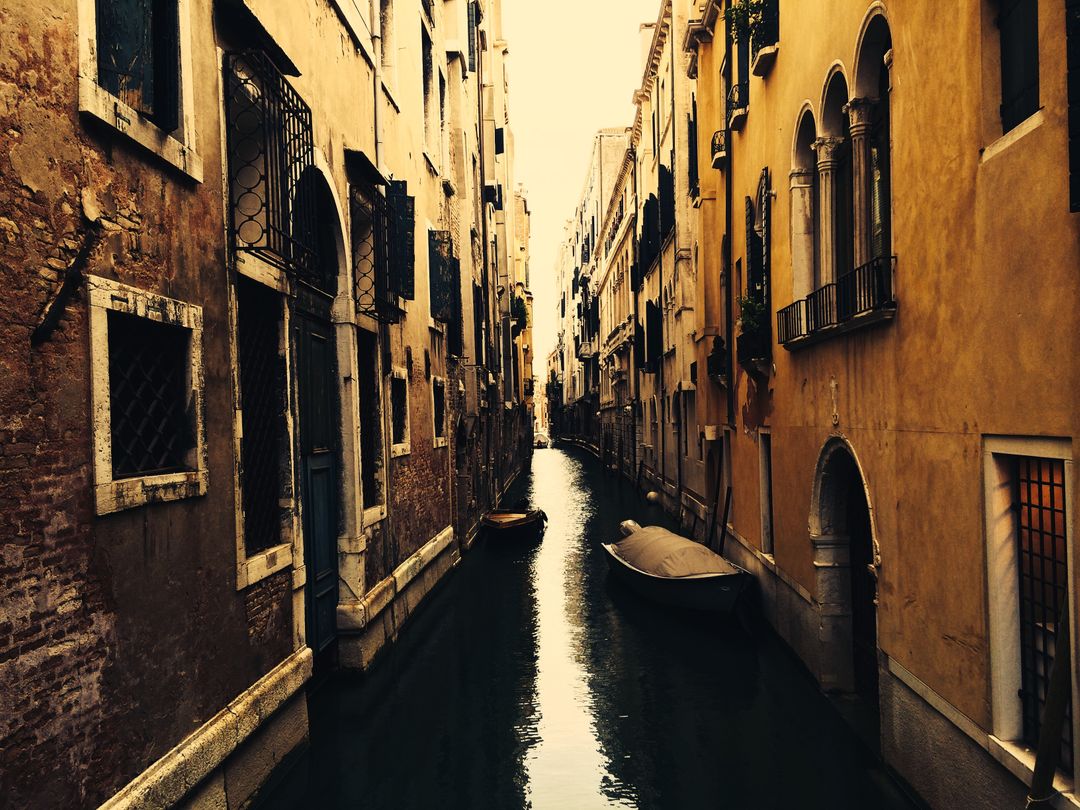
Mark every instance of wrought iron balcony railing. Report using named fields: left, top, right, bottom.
left=776, top=256, right=897, bottom=348
left=727, top=82, right=748, bottom=129
left=711, top=130, right=727, bottom=168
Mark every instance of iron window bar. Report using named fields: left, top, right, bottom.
left=1014, top=456, right=1073, bottom=775
left=108, top=310, right=193, bottom=479
left=352, top=183, right=402, bottom=323
left=225, top=51, right=316, bottom=280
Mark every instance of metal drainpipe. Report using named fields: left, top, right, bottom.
left=670, top=17, right=683, bottom=517
left=368, top=0, right=395, bottom=563
left=630, top=148, right=640, bottom=489
left=724, top=25, right=735, bottom=427
left=476, top=25, right=495, bottom=510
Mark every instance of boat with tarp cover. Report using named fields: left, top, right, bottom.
left=602, top=521, right=751, bottom=612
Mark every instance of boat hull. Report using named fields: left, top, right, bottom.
left=601, top=543, right=750, bottom=613
left=481, top=510, right=548, bottom=543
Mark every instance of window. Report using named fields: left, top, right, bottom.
left=1014, top=457, right=1072, bottom=771
left=432, top=377, right=447, bottom=447
left=357, top=329, right=386, bottom=514
left=236, top=276, right=285, bottom=557
left=390, top=367, right=410, bottom=456
left=225, top=51, right=316, bottom=278
left=422, top=27, right=434, bottom=155
left=380, top=0, right=396, bottom=87
left=985, top=437, right=1077, bottom=781
left=429, top=230, right=464, bottom=353
left=96, top=0, right=179, bottom=131
left=78, top=0, right=200, bottom=178
left=759, top=431, right=774, bottom=554
left=88, top=276, right=207, bottom=515
left=467, top=1, right=479, bottom=73
left=999, top=0, right=1039, bottom=133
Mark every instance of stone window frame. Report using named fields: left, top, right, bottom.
left=227, top=273, right=296, bottom=591
left=389, top=365, right=411, bottom=457
left=431, top=375, right=447, bottom=448
left=77, top=0, right=204, bottom=181
left=88, top=275, right=208, bottom=516
left=983, top=435, right=1080, bottom=789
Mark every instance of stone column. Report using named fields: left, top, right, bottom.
left=812, top=137, right=844, bottom=285
left=788, top=168, right=816, bottom=298
left=845, top=97, right=877, bottom=268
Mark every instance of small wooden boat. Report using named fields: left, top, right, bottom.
left=481, top=508, right=548, bottom=543
left=602, top=522, right=751, bottom=613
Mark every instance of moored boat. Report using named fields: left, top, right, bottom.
left=602, top=522, right=750, bottom=613
left=481, top=508, right=548, bottom=543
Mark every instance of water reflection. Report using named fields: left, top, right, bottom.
left=257, top=447, right=916, bottom=810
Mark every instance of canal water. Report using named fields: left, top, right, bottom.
left=258, top=447, right=917, bottom=809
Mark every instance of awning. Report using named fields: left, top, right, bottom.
left=345, top=149, right=388, bottom=187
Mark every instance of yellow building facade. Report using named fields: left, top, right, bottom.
left=686, top=0, right=1080, bottom=805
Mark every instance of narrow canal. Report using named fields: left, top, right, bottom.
left=259, top=447, right=917, bottom=809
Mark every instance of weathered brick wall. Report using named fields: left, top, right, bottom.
left=0, top=4, right=294, bottom=806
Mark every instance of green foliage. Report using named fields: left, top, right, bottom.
left=511, top=294, right=528, bottom=328
left=727, top=0, right=773, bottom=44
left=737, top=293, right=767, bottom=336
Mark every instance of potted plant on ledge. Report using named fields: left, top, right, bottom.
left=736, top=294, right=771, bottom=379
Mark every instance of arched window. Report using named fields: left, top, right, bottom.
left=820, top=71, right=853, bottom=285
left=854, top=15, right=893, bottom=261
left=791, top=109, right=818, bottom=298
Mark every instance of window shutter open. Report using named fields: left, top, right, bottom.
left=388, top=180, right=415, bottom=300
left=151, top=0, right=180, bottom=132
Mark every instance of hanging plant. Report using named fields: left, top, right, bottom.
left=736, top=293, right=767, bottom=337
left=727, top=0, right=770, bottom=44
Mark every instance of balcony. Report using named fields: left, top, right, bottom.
left=727, top=83, right=748, bottom=130
left=711, top=130, right=727, bottom=169
left=777, top=256, right=897, bottom=349
left=577, top=338, right=597, bottom=360
left=750, top=0, right=779, bottom=77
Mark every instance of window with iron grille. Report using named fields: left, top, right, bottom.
left=89, top=277, right=206, bottom=515
left=998, top=0, right=1039, bottom=133
left=1014, top=456, right=1073, bottom=773
left=432, top=378, right=446, bottom=443
left=352, top=183, right=399, bottom=322
left=225, top=51, right=316, bottom=278
left=95, top=0, right=180, bottom=132
left=358, top=328, right=386, bottom=510
left=390, top=370, right=410, bottom=455
left=108, top=310, right=194, bottom=479
left=236, top=276, right=284, bottom=556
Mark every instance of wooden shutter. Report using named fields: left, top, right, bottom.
left=999, top=0, right=1039, bottom=133
left=151, top=0, right=180, bottom=132
left=388, top=181, right=415, bottom=300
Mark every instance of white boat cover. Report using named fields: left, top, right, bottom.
left=614, top=526, right=741, bottom=578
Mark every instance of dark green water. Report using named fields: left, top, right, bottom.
left=258, top=446, right=917, bottom=809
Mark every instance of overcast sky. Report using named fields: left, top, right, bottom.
left=502, top=0, right=661, bottom=370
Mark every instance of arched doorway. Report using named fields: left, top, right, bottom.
left=810, top=440, right=878, bottom=710
left=293, top=169, right=345, bottom=666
